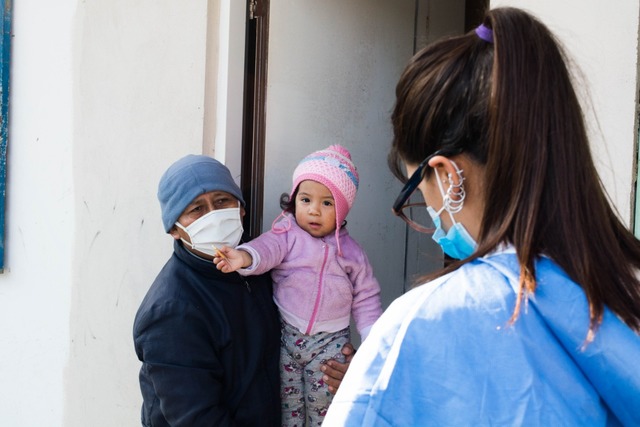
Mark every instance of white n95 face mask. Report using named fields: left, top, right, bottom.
left=175, top=206, right=243, bottom=257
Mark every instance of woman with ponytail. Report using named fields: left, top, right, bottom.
left=325, top=7, right=640, bottom=426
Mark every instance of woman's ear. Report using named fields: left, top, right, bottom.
left=428, top=155, right=463, bottom=186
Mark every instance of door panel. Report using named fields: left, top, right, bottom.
left=264, top=1, right=418, bottom=323
left=254, top=1, right=473, bottom=342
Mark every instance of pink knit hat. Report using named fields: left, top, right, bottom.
left=291, top=144, right=359, bottom=254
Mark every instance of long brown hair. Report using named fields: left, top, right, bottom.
left=389, top=7, right=640, bottom=337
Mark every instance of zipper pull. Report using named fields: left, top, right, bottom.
left=243, top=279, right=252, bottom=293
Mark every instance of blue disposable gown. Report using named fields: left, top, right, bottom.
left=324, top=249, right=640, bottom=426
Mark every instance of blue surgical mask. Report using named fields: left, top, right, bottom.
left=427, top=206, right=477, bottom=259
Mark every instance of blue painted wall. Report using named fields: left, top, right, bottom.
left=0, top=0, right=11, bottom=271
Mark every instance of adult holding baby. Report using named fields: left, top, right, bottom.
left=133, top=154, right=352, bottom=427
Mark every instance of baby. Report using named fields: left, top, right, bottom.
left=215, top=144, right=382, bottom=427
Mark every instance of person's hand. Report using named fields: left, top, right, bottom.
left=321, top=342, right=356, bottom=394
left=213, top=246, right=251, bottom=273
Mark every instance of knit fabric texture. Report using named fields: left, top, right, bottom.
left=157, top=154, right=245, bottom=232
left=290, top=145, right=359, bottom=253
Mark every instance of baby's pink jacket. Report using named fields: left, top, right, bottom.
left=237, top=214, right=383, bottom=340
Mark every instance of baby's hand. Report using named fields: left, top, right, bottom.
left=213, top=246, right=250, bottom=273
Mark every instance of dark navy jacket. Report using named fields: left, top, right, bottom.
left=133, top=240, right=281, bottom=426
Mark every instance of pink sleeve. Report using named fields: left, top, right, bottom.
left=236, top=230, right=290, bottom=276
left=349, top=247, right=383, bottom=338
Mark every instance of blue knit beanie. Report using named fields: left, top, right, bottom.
left=157, top=154, right=245, bottom=232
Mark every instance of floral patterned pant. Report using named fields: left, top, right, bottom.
left=280, top=320, right=350, bottom=427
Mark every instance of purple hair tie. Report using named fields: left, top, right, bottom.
left=475, top=24, right=494, bottom=43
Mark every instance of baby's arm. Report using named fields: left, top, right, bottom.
left=349, top=248, right=383, bottom=341
left=214, top=228, right=288, bottom=276
left=213, top=246, right=252, bottom=273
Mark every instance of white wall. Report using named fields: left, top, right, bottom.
left=492, top=0, right=640, bottom=223
left=0, top=1, right=75, bottom=425
left=1, top=0, right=218, bottom=425
left=0, top=1, right=637, bottom=426
left=66, top=1, right=212, bottom=425
left=209, top=0, right=247, bottom=176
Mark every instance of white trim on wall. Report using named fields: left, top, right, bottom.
left=213, top=0, right=246, bottom=182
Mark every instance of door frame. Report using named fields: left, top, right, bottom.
left=241, top=0, right=270, bottom=238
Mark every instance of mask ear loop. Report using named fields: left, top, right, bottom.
left=174, top=222, right=197, bottom=250
left=444, top=161, right=465, bottom=213
left=434, top=160, right=466, bottom=224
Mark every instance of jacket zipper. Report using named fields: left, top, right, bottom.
left=306, top=242, right=328, bottom=335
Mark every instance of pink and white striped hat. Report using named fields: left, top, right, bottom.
left=291, top=144, right=359, bottom=254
